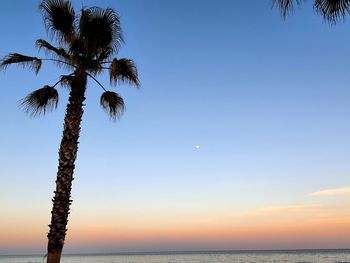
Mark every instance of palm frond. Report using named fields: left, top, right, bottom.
left=84, top=48, right=113, bottom=74
left=97, top=47, right=113, bottom=62
left=86, top=61, right=104, bottom=75
left=20, top=85, right=59, bottom=116
left=57, top=74, right=74, bottom=89
left=272, top=0, right=303, bottom=18
left=79, top=7, right=123, bottom=55
left=36, top=39, right=70, bottom=60
left=314, top=0, right=350, bottom=24
left=39, top=0, right=75, bottom=44
left=100, top=91, right=125, bottom=120
left=0, top=53, right=42, bottom=74
left=109, top=58, right=140, bottom=87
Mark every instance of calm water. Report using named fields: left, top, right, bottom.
left=1, top=250, right=350, bottom=263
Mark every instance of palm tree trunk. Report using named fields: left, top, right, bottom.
left=47, top=70, right=87, bottom=263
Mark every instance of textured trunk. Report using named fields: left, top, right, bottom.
left=47, top=69, right=87, bottom=263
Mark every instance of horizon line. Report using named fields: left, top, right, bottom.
left=2, top=247, right=350, bottom=257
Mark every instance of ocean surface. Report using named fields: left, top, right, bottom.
left=1, top=249, right=350, bottom=263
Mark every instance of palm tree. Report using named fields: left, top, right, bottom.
left=273, top=0, right=350, bottom=24
left=0, top=1, right=139, bottom=262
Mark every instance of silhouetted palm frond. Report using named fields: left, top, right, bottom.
left=86, top=60, right=104, bottom=75
left=273, top=0, right=303, bottom=18
left=100, top=91, right=125, bottom=120
left=314, top=0, right=350, bottom=23
left=57, top=74, right=74, bottom=89
left=39, top=0, right=75, bottom=44
left=79, top=7, right=123, bottom=55
left=20, top=85, right=59, bottom=116
left=84, top=48, right=114, bottom=75
left=109, top=58, right=139, bottom=87
left=36, top=39, right=70, bottom=60
left=0, top=53, right=42, bottom=74
left=97, top=47, right=113, bottom=62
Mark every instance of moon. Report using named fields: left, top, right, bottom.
left=195, top=145, right=200, bottom=149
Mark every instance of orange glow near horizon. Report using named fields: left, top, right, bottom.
left=61, top=216, right=350, bottom=252
left=66, top=216, right=350, bottom=242
left=1, top=203, right=349, bottom=252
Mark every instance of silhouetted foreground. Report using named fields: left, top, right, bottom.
left=273, top=0, right=350, bottom=24
left=0, top=0, right=139, bottom=262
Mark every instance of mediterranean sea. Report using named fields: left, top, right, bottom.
left=1, top=249, right=350, bottom=263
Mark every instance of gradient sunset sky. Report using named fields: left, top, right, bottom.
left=0, top=0, right=350, bottom=255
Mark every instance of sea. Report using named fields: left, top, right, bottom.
left=1, top=249, right=350, bottom=263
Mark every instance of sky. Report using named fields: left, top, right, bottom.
left=0, top=0, right=350, bottom=255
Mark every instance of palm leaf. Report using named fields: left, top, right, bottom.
left=86, top=60, right=104, bottom=75
left=314, top=0, right=350, bottom=23
left=109, top=58, right=140, bottom=87
left=20, top=85, right=59, bottom=116
left=79, top=7, right=123, bottom=55
left=58, top=74, right=74, bottom=89
left=97, top=47, right=113, bottom=62
left=272, top=0, right=303, bottom=18
left=0, top=53, right=42, bottom=74
left=100, top=91, right=125, bottom=120
left=36, top=39, right=70, bottom=60
left=83, top=48, right=113, bottom=74
left=39, top=0, right=75, bottom=44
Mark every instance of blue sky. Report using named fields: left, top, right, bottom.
left=0, top=0, right=350, bottom=254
